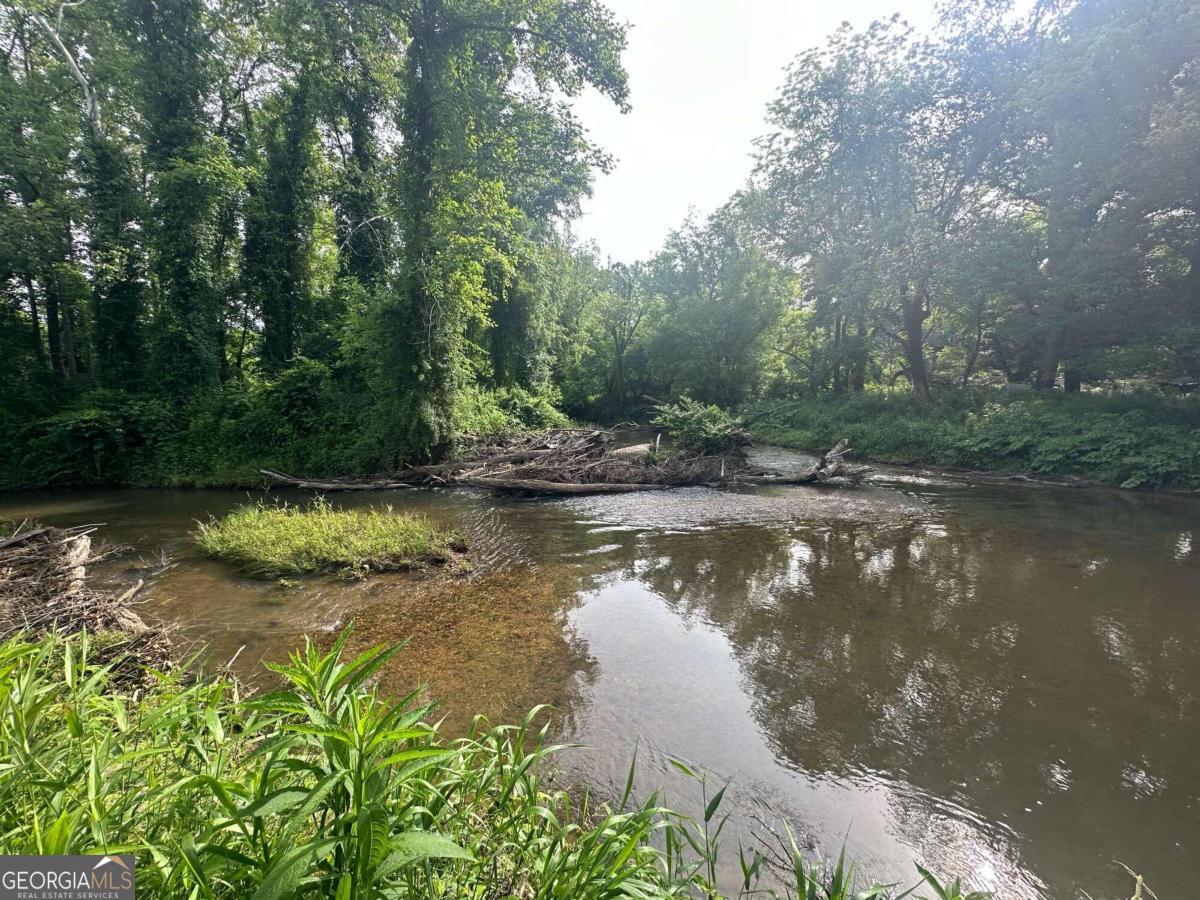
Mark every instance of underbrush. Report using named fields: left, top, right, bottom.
left=0, top=363, right=572, bottom=491
left=743, top=391, right=1200, bottom=489
left=196, top=500, right=463, bottom=577
left=454, top=384, right=571, bottom=435
left=0, top=629, right=994, bottom=899
left=652, top=397, right=751, bottom=456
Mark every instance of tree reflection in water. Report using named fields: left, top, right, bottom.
left=554, top=484, right=1200, bottom=900
left=2, top=478, right=1196, bottom=898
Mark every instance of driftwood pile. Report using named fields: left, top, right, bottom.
left=263, top=430, right=873, bottom=496
left=0, top=523, right=173, bottom=672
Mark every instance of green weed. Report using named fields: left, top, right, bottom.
left=0, top=627, right=1098, bottom=898
left=744, top=391, right=1200, bottom=489
left=196, top=499, right=463, bottom=577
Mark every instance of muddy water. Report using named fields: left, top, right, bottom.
left=2, top=448, right=1198, bottom=899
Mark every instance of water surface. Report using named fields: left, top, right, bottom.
left=2, top=449, right=1196, bottom=899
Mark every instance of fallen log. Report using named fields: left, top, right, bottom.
left=732, top=439, right=873, bottom=486
left=260, top=470, right=416, bottom=490
left=610, top=442, right=653, bottom=458
left=459, top=476, right=667, bottom=495
left=259, top=430, right=871, bottom=495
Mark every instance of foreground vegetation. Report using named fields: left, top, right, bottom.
left=197, top=501, right=462, bottom=577
left=0, top=629, right=997, bottom=899
left=745, top=391, right=1200, bottom=490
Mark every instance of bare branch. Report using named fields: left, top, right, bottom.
left=29, top=7, right=103, bottom=141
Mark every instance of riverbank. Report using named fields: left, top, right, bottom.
left=742, top=391, right=1200, bottom=490
left=6, top=381, right=1196, bottom=496
left=0, top=378, right=571, bottom=492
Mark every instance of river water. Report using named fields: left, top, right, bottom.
left=2, top=447, right=1197, bottom=899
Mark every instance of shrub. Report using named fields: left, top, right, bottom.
left=454, top=384, right=571, bottom=435
left=196, top=500, right=463, bottom=577
left=4, top=392, right=179, bottom=488
left=652, top=396, right=750, bottom=455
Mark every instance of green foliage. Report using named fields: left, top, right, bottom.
left=915, top=865, right=992, bottom=900
left=749, top=0, right=1200, bottom=400
left=0, top=362, right=373, bottom=489
left=453, top=384, right=571, bottom=435
left=370, top=0, right=629, bottom=466
left=0, top=0, right=629, bottom=475
left=243, top=78, right=319, bottom=374
left=652, top=397, right=748, bottom=456
left=0, top=629, right=989, bottom=899
left=646, top=207, right=794, bottom=409
left=168, top=361, right=372, bottom=484
left=196, top=500, right=460, bottom=577
left=745, top=391, right=1200, bottom=489
left=556, top=210, right=795, bottom=424
left=6, top=392, right=179, bottom=487
left=4, top=0, right=1199, bottom=491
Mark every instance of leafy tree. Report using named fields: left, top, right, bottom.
left=243, top=77, right=318, bottom=374
left=130, top=0, right=238, bottom=396
left=370, top=0, right=628, bottom=464
left=756, top=17, right=1002, bottom=402
left=646, top=203, right=794, bottom=407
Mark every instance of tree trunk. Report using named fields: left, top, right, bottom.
left=900, top=282, right=931, bottom=402
left=849, top=316, right=867, bottom=392
left=961, top=321, right=983, bottom=387
left=136, top=0, right=222, bottom=398
left=1034, top=329, right=1061, bottom=390
left=831, top=315, right=843, bottom=392
left=44, top=278, right=66, bottom=378
left=338, top=88, right=388, bottom=287
left=380, top=3, right=456, bottom=464
left=86, top=134, right=144, bottom=390
left=60, top=298, right=81, bottom=377
left=23, top=275, right=47, bottom=369
left=256, top=77, right=312, bottom=375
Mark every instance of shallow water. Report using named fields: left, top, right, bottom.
left=2, top=448, right=1198, bottom=899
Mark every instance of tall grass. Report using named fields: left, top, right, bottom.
left=196, top=500, right=463, bottom=577
left=0, top=628, right=1013, bottom=898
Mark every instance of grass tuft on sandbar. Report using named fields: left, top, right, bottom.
left=196, top=499, right=464, bottom=577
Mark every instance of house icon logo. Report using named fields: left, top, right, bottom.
left=91, top=857, right=131, bottom=873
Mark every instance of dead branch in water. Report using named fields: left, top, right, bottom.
left=732, top=439, right=874, bottom=486
left=259, top=470, right=416, bottom=491
left=0, top=522, right=174, bottom=675
left=261, top=429, right=873, bottom=496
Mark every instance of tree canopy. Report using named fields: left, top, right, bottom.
left=2, top=0, right=1198, bottom=485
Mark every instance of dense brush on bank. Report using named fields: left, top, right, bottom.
left=0, top=627, right=993, bottom=899
left=744, top=391, right=1200, bottom=490
left=0, top=372, right=569, bottom=490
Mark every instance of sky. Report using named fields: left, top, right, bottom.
left=571, top=0, right=940, bottom=263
